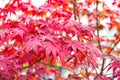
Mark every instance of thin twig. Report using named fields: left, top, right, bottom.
left=21, top=53, right=71, bottom=71
left=108, top=40, right=120, bottom=54
left=103, top=39, right=120, bottom=71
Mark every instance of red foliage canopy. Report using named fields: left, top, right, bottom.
left=0, top=0, right=120, bottom=80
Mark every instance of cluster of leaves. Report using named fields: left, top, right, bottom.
left=0, top=0, right=120, bottom=80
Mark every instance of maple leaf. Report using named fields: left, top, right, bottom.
left=108, top=58, right=120, bottom=72
left=0, top=56, right=21, bottom=79
left=0, top=29, right=10, bottom=41
left=19, top=50, right=39, bottom=64
left=47, top=68, right=60, bottom=75
left=23, top=35, right=43, bottom=54
left=68, top=41, right=101, bottom=67
left=0, top=28, right=25, bottom=42
left=43, top=41, right=59, bottom=59
left=63, top=20, right=95, bottom=41
left=18, top=2, right=30, bottom=12
left=0, top=61, right=8, bottom=73
left=117, top=3, right=120, bottom=8
left=10, top=28, right=25, bottom=39
left=4, top=46, right=16, bottom=57
left=52, top=9, right=72, bottom=20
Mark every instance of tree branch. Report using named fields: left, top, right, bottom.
left=94, top=0, right=105, bottom=79
left=73, top=0, right=77, bottom=20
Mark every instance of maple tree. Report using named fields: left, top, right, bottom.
left=0, top=0, right=120, bottom=80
